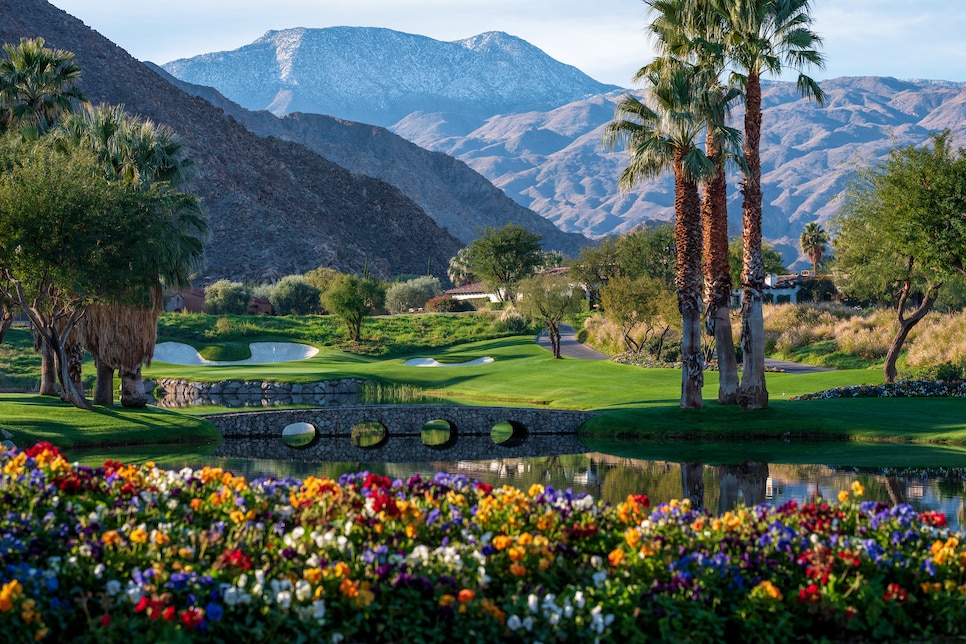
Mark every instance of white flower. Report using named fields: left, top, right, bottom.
left=308, top=599, right=326, bottom=623
left=574, top=590, right=585, bottom=609
left=125, top=584, right=143, bottom=604
left=590, top=555, right=603, bottom=568
left=167, top=499, right=179, bottom=510
left=507, top=615, right=522, bottom=631
left=223, top=587, right=242, bottom=607
left=522, top=616, right=534, bottom=631
left=93, top=563, right=106, bottom=578
left=527, top=593, right=539, bottom=613
left=276, top=590, right=292, bottom=610
left=331, top=634, right=344, bottom=644
left=295, top=580, right=312, bottom=602
left=592, top=570, right=608, bottom=588
left=105, top=580, right=121, bottom=596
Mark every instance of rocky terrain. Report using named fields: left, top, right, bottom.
left=0, top=1, right=470, bottom=283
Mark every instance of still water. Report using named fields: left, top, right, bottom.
left=83, top=435, right=966, bottom=532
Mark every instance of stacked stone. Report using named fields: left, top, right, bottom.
left=154, top=378, right=364, bottom=408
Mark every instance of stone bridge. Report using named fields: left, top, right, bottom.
left=203, top=405, right=599, bottom=463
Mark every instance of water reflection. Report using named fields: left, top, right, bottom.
left=131, top=438, right=966, bottom=531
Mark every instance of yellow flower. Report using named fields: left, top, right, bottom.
left=356, top=583, right=375, bottom=608
left=625, top=527, right=641, bottom=548
left=1, top=579, right=23, bottom=612
left=528, top=484, right=545, bottom=498
left=229, top=510, right=246, bottom=524
left=837, top=490, right=850, bottom=503
left=508, top=546, right=526, bottom=562
left=851, top=481, right=865, bottom=497
left=129, top=528, right=148, bottom=544
left=332, top=562, right=351, bottom=578
left=518, top=532, right=533, bottom=546
left=492, top=535, right=511, bottom=551
left=752, top=580, right=783, bottom=601
left=608, top=548, right=625, bottom=566
left=102, top=530, right=122, bottom=547
left=439, top=594, right=456, bottom=607
left=303, top=568, right=323, bottom=584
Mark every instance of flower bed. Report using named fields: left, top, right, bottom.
left=2, top=443, right=965, bottom=641
left=792, top=379, right=966, bottom=401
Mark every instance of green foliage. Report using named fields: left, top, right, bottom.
left=729, top=239, right=787, bottom=287
left=834, top=131, right=966, bottom=304
left=600, top=275, right=677, bottom=354
left=425, top=295, right=463, bottom=313
left=269, top=275, right=322, bottom=316
left=203, top=280, right=252, bottom=315
left=568, top=237, right=620, bottom=308
left=385, top=276, right=442, bottom=314
left=465, top=223, right=543, bottom=301
left=516, top=273, right=583, bottom=357
left=321, top=274, right=386, bottom=342
left=616, top=224, right=677, bottom=288
left=302, top=267, right=343, bottom=304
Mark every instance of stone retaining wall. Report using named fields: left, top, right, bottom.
left=155, top=378, right=364, bottom=408
left=204, top=405, right=598, bottom=439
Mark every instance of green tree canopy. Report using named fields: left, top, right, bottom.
left=385, top=276, right=442, bottom=314
left=568, top=237, right=620, bottom=310
left=322, top=274, right=386, bottom=342
left=270, top=275, right=323, bottom=316
left=833, top=131, right=966, bottom=383
left=600, top=275, right=678, bottom=356
left=614, top=223, right=678, bottom=288
left=465, top=223, right=542, bottom=301
left=728, top=239, right=786, bottom=288
left=203, top=280, right=252, bottom=316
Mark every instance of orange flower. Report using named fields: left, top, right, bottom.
left=439, top=594, right=455, bottom=607
left=492, top=535, right=511, bottom=551
left=189, top=498, right=202, bottom=511
left=508, top=546, right=526, bottom=562
left=608, top=548, right=625, bottom=567
left=509, top=563, right=527, bottom=577
left=457, top=589, right=475, bottom=603
left=129, top=528, right=148, bottom=544
left=102, top=531, right=122, bottom=547
left=339, top=578, right=358, bottom=599
left=303, top=568, right=323, bottom=584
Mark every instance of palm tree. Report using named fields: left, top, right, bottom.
left=714, top=0, right=826, bottom=410
left=799, top=221, right=828, bottom=276
left=0, top=37, right=87, bottom=136
left=605, top=62, right=713, bottom=409
left=447, top=247, right=473, bottom=287
left=57, top=106, right=205, bottom=407
left=648, top=0, right=744, bottom=404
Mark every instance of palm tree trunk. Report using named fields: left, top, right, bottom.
left=681, top=462, right=705, bottom=511
left=93, top=361, right=115, bottom=406
left=703, top=130, right=739, bottom=404
left=738, top=70, right=768, bottom=410
left=120, top=365, right=147, bottom=408
left=674, top=154, right=704, bottom=409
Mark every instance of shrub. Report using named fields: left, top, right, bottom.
left=491, top=305, right=528, bottom=333
left=270, top=275, right=323, bottom=316
left=425, top=295, right=463, bottom=313
left=203, top=280, right=252, bottom=315
left=385, top=276, right=442, bottom=314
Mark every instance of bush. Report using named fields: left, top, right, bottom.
left=203, top=280, right=252, bottom=315
left=425, top=295, right=463, bottom=312
left=385, top=276, right=442, bottom=314
left=269, top=275, right=323, bottom=316
left=491, top=305, right=528, bottom=333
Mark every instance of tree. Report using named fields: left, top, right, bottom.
left=728, top=239, right=786, bottom=287
left=204, top=280, right=252, bottom=315
left=516, top=273, right=583, bottom=359
left=714, top=0, right=826, bottom=410
left=465, top=224, right=543, bottom=301
left=568, top=237, right=620, bottom=310
left=447, top=247, right=474, bottom=287
left=647, top=0, right=744, bottom=404
left=59, top=104, right=204, bottom=407
left=600, top=275, right=677, bottom=356
left=0, top=37, right=87, bottom=136
left=614, top=223, right=677, bottom=288
left=385, top=276, right=442, bottom=314
left=605, top=61, right=713, bottom=409
left=270, top=275, right=323, bottom=316
left=833, top=131, right=966, bottom=383
left=800, top=221, right=829, bottom=276
left=0, top=135, right=201, bottom=409
left=322, top=274, right=386, bottom=342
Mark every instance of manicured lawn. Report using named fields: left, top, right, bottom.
left=0, top=394, right=220, bottom=448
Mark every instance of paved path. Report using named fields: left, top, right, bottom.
left=535, top=324, right=612, bottom=360
left=537, top=324, right=835, bottom=374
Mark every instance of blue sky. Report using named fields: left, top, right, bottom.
left=49, top=0, right=966, bottom=87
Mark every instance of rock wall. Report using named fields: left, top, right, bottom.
left=154, top=378, right=364, bottom=408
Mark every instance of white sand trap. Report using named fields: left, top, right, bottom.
left=404, top=357, right=495, bottom=367
left=153, top=342, right=319, bottom=366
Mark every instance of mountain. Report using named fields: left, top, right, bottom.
left=0, top=1, right=466, bottom=283
left=397, top=77, right=966, bottom=266
left=147, top=64, right=591, bottom=255
left=164, top=27, right=966, bottom=269
left=163, top=27, right=620, bottom=129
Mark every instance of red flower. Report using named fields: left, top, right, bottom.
left=223, top=548, right=252, bottom=570
left=632, top=494, right=650, bottom=509
left=919, top=511, right=947, bottom=528
left=134, top=597, right=149, bottom=613
left=363, top=474, right=392, bottom=490
left=475, top=482, right=493, bottom=495
left=883, top=583, right=908, bottom=602
left=163, top=606, right=176, bottom=621
left=373, top=493, right=400, bottom=517
left=797, top=583, right=821, bottom=604
left=100, top=614, right=111, bottom=627
left=181, top=608, right=204, bottom=629
left=25, top=441, right=60, bottom=458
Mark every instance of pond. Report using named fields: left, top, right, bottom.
left=69, top=434, right=966, bottom=531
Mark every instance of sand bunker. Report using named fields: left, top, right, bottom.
left=403, top=357, right=494, bottom=367
left=152, top=342, right=319, bottom=366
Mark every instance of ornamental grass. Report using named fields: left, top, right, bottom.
left=2, top=443, right=966, bottom=642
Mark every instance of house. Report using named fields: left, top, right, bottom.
left=164, top=288, right=206, bottom=313
left=444, top=281, right=501, bottom=304
left=731, top=273, right=807, bottom=307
